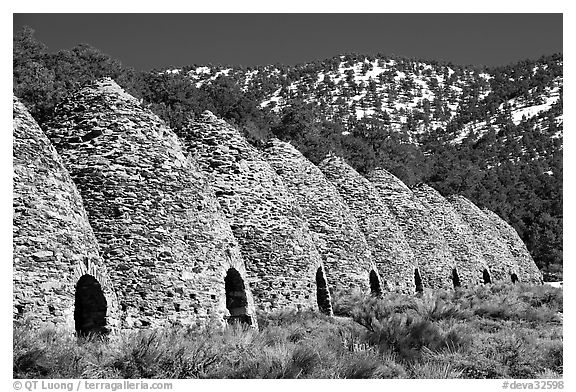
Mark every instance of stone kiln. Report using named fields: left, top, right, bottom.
left=412, top=184, right=490, bottom=287
left=482, top=209, right=543, bottom=284
left=13, top=96, right=119, bottom=333
left=44, top=79, right=257, bottom=329
left=318, top=155, right=416, bottom=294
left=180, top=113, right=332, bottom=314
left=262, top=139, right=382, bottom=295
left=367, top=169, right=456, bottom=290
left=448, top=195, right=520, bottom=282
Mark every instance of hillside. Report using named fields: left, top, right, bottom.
left=179, top=53, right=562, bottom=145
left=170, top=53, right=563, bottom=279
left=13, top=27, right=562, bottom=279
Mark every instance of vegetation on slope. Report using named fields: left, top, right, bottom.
left=14, top=283, right=562, bottom=379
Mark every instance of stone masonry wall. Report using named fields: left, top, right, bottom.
left=180, top=112, right=329, bottom=313
left=13, top=96, right=119, bottom=331
left=411, top=184, right=490, bottom=286
left=482, top=209, right=543, bottom=284
left=318, top=155, right=416, bottom=294
left=448, top=195, right=519, bottom=282
left=262, top=139, right=381, bottom=295
left=44, top=79, right=256, bottom=329
left=367, top=169, right=456, bottom=290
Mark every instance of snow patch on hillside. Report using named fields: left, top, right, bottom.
left=506, top=85, right=562, bottom=125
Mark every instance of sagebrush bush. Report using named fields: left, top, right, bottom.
left=14, top=284, right=562, bottom=379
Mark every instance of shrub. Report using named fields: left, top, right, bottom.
left=13, top=283, right=562, bottom=379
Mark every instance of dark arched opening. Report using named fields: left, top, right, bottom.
left=452, top=268, right=461, bottom=288
left=369, top=270, right=382, bottom=296
left=483, top=269, right=492, bottom=284
left=74, top=275, right=107, bottom=336
left=511, top=273, right=519, bottom=284
left=224, top=268, right=252, bottom=325
left=316, top=267, right=333, bottom=315
left=414, top=268, right=424, bottom=293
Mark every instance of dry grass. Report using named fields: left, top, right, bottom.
left=14, top=283, right=562, bottom=379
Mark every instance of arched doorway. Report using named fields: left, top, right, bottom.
left=74, top=275, right=107, bottom=336
left=369, top=270, right=382, bottom=296
left=224, top=268, right=252, bottom=325
left=452, top=268, right=461, bottom=288
left=316, top=267, right=333, bottom=315
left=511, top=273, right=519, bottom=284
left=483, top=269, right=492, bottom=284
left=414, top=268, right=424, bottom=293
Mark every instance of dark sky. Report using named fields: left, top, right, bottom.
left=13, top=14, right=563, bottom=70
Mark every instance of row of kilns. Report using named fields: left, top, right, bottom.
left=13, top=79, right=542, bottom=335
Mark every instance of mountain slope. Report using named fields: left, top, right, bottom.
left=179, top=53, right=562, bottom=146
left=174, top=53, right=562, bottom=278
